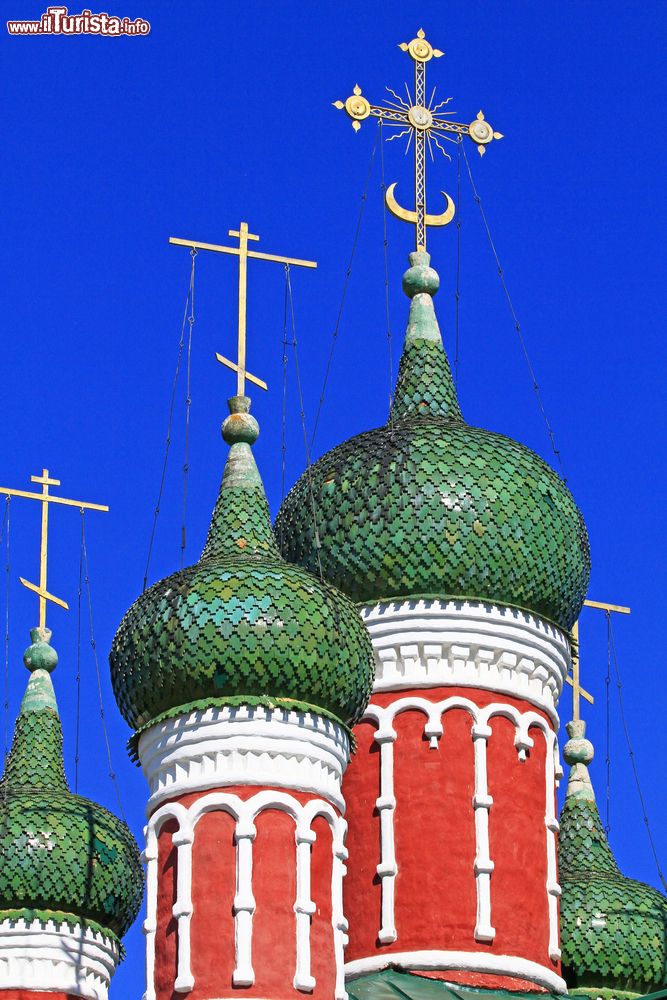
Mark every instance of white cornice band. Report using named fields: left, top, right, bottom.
left=0, top=917, right=119, bottom=1000
left=139, top=703, right=350, bottom=814
left=344, top=950, right=566, bottom=993
left=360, top=599, right=570, bottom=719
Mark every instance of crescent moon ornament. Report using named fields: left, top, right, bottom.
left=385, top=182, right=456, bottom=228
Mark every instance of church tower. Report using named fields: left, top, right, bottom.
left=110, top=387, right=375, bottom=1000
left=275, top=29, right=589, bottom=996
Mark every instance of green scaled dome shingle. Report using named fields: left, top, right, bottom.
left=559, top=720, right=667, bottom=998
left=0, top=628, right=143, bottom=939
left=110, top=396, right=374, bottom=734
left=275, top=251, right=590, bottom=630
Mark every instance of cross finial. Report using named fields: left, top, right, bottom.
left=0, top=469, right=109, bottom=630
left=567, top=599, right=631, bottom=721
left=169, top=223, right=317, bottom=397
left=334, top=29, right=503, bottom=251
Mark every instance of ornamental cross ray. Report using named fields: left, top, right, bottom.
left=334, top=29, right=503, bottom=252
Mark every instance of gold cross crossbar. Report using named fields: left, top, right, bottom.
left=0, top=469, right=109, bottom=630
left=567, top=598, right=631, bottom=721
left=169, top=223, right=317, bottom=396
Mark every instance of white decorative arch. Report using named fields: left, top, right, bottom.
left=360, top=697, right=561, bottom=961
left=143, top=790, right=348, bottom=1000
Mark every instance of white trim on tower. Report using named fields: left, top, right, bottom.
left=139, top=703, right=350, bottom=813
left=0, top=916, right=119, bottom=1000
left=360, top=598, right=569, bottom=719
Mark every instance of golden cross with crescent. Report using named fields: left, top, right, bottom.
left=169, top=224, right=317, bottom=396
left=335, top=28, right=503, bottom=252
left=568, top=598, right=631, bottom=721
left=0, top=469, right=109, bottom=630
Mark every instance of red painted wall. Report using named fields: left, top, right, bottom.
left=344, top=685, right=558, bottom=987
left=1, top=993, right=79, bottom=999
left=153, top=785, right=340, bottom=1000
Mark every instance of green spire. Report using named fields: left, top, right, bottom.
left=1, top=627, right=67, bottom=792
left=0, top=627, right=144, bottom=938
left=559, top=720, right=619, bottom=876
left=559, top=719, right=667, bottom=997
left=391, top=251, right=463, bottom=422
left=201, top=395, right=279, bottom=561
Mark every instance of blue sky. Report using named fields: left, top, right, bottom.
left=1, top=1, right=666, bottom=993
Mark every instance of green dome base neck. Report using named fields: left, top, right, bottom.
left=276, top=252, right=590, bottom=631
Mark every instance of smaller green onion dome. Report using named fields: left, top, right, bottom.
left=559, top=719, right=667, bottom=998
left=0, top=627, right=143, bottom=939
left=110, top=395, right=374, bottom=736
left=275, top=251, right=590, bottom=630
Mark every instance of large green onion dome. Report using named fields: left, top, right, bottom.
left=559, top=719, right=667, bottom=997
left=110, top=396, right=374, bottom=737
left=0, top=628, right=143, bottom=939
left=275, top=251, right=590, bottom=630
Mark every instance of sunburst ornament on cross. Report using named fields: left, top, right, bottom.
left=334, top=28, right=503, bottom=252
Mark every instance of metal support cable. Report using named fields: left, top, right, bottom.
left=279, top=276, right=290, bottom=545
left=454, top=136, right=463, bottom=389
left=143, top=248, right=197, bottom=591
left=605, top=611, right=612, bottom=834
left=379, top=121, right=394, bottom=429
left=2, top=498, right=10, bottom=764
left=461, top=143, right=567, bottom=482
left=285, top=265, right=324, bottom=580
left=80, top=512, right=126, bottom=822
left=608, top=613, right=667, bottom=891
left=74, top=514, right=84, bottom=793
left=181, top=262, right=196, bottom=568
left=310, top=130, right=379, bottom=451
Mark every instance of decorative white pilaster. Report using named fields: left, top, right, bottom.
left=374, top=722, right=398, bottom=944
left=233, top=816, right=257, bottom=987
left=471, top=722, right=495, bottom=942
left=294, top=826, right=317, bottom=992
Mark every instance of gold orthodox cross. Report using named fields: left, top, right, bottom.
left=567, top=598, right=631, bottom=721
left=169, top=224, right=317, bottom=396
left=0, top=469, right=109, bottom=630
left=335, top=28, right=503, bottom=253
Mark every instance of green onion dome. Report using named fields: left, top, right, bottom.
left=559, top=719, right=667, bottom=997
left=275, top=251, right=590, bottom=630
left=0, top=628, right=143, bottom=939
left=110, top=396, right=374, bottom=736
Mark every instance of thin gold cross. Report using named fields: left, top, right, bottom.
left=0, top=469, right=109, bottom=630
left=567, top=598, right=631, bottom=721
left=335, top=29, right=503, bottom=253
left=169, top=223, right=317, bottom=396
